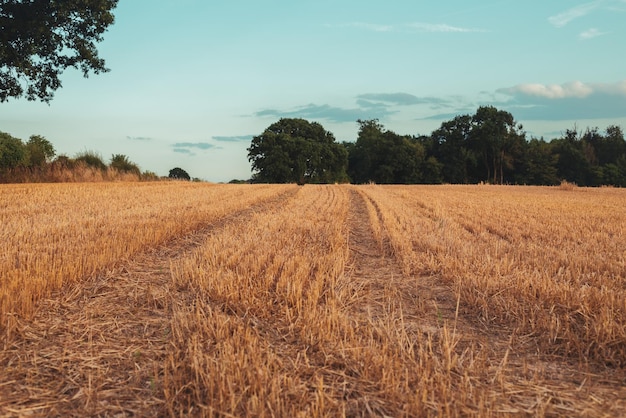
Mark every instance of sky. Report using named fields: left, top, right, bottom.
left=2, top=0, right=626, bottom=182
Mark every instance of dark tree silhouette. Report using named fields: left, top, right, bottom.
left=0, top=0, right=118, bottom=102
left=169, top=167, right=191, bottom=181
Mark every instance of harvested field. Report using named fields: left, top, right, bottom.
left=1, top=183, right=625, bottom=416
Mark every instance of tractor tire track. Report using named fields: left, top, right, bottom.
left=0, top=187, right=299, bottom=417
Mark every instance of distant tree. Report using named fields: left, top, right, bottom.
left=348, top=119, right=425, bottom=184
left=0, top=0, right=119, bottom=102
left=0, top=131, right=27, bottom=170
left=470, top=106, right=525, bottom=184
left=25, top=135, right=55, bottom=167
left=248, top=118, right=348, bottom=184
left=516, top=138, right=559, bottom=185
left=169, top=167, right=190, bottom=180
left=110, top=154, right=140, bottom=175
left=551, top=128, right=594, bottom=186
left=430, top=115, right=477, bottom=183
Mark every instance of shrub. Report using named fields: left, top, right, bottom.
left=75, top=150, right=107, bottom=171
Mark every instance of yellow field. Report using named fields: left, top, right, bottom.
left=1, top=183, right=625, bottom=416
left=0, top=182, right=295, bottom=329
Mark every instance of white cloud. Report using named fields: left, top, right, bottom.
left=327, top=22, right=486, bottom=34
left=499, top=81, right=595, bottom=99
left=501, top=80, right=626, bottom=99
left=493, top=80, right=626, bottom=121
left=407, top=22, right=486, bottom=33
left=579, top=28, right=607, bottom=39
left=548, top=1, right=601, bottom=27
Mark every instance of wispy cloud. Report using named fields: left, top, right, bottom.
left=172, top=142, right=221, bottom=156
left=357, top=93, right=453, bottom=107
left=212, top=135, right=253, bottom=142
left=548, top=1, right=600, bottom=27
left=126, top=135, right=152, bottom=141
left=499, top=81, right=594, bottom=99
left=172, top=147, right=193, bottom=155
left=172, top=142, right=216, bottom=150
left=255, top=103, right=396, bottom=123
left=255, top=93, right=466, bottom=125
left=579, top=28, right=607, bottom=39
left=327, top=22, right=486, bottom=34
left=407, top=22, right=486, bottom=33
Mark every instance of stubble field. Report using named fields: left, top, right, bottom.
left=1, top=182, right=625, bottom=417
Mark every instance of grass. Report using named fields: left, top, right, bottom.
left=0, top=182, right=295, bottom=330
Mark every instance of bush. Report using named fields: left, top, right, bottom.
left=110, top=154, right=141, bottom=176
left=75, top=150, right=107, bottom=171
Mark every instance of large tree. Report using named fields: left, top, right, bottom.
left=0, top=0, right=118, bottom=102
left=469, top=106, right=526, bottom=184
left=248, top=118, right=348, bottom=184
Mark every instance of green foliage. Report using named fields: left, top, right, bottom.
left=26, top=135, right=55, bottom=167
left=75, top=150, right=107, bottom=170
left=345, top=108, right=625, bottom=186
left=110, top=154, right=140, bottom=175
left=430, top=115, right=476, bottom=183
left=248, top=118, right=348, bottom=184
left=0, top=0, right=119, bottom=102
left=348, top=119, right=426, bottom=184
left=516, top=138, right=559, bottom=185
left=0, top=131, right=27, bottom=170
left=169, top=167, right=191, bottom=181
left=469, top=106, right=525, bottom=184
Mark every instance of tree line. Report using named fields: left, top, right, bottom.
left=248, top=106, right=626, bottom=186
left=0, top=131, right=199, bottom=182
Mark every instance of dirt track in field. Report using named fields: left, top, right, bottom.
left=1, top=185, right=626, bottom=416
left=0, top=189, right=298, bottom=417
left=347, top=188, right=626, bottom=416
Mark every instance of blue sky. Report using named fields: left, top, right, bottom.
left=2, top=0, right=626, bottom=182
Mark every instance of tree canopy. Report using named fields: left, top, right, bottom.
left=247, top=112, right=625, bottom=186
left=347, top=119, right=428, bottom=184
left=248, top=118, right=348, bottom=184
left=0, top=0, right=118, bottom=102
left=169, top=167, right=191, bottom=181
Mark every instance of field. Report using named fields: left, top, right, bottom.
left=1, top=182, right=625, bottom=416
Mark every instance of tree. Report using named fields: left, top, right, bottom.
left=347, top=119, right=425, bottom=184
left=0, top=131, right=27, bottom=170
left=550, top=129, right=593, bottom=186
left=248, top=118, right=348, bottom=184
left=169, top=167, right=190, bottom=181
left=25, top=135, right=55, bottom=167
left=0, top=0, right=118, bottom=102
left=469, top=106, right=525, bottom=184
